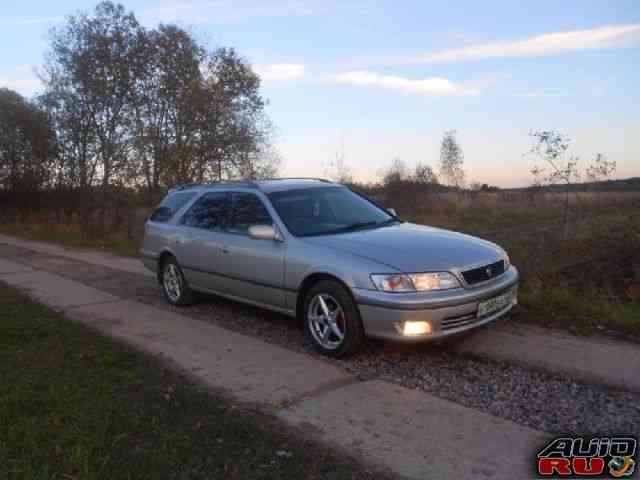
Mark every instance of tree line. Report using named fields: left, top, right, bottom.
left=0, top=1, right=278, bottom=205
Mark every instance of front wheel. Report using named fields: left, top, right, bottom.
left=303, top=280, right=364, bottom=358
left=161, top=257, right=195, bottom=306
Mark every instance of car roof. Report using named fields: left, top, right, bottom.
left=169, top=178, right=342, bottom=195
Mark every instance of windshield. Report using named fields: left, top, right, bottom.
left=267, top=187, right=396, bottom=237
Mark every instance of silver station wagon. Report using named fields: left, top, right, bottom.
left=141, top=179, right=518, bottom=357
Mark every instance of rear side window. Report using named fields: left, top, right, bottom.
left=228, top=192, right=272, bottom=235
left=181, top=192, right=229, bottom=230
left=150, top=192, right=196, bottom=223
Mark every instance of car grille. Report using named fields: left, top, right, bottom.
left=440, top=313, right=478, bottom=331
left=461, top=260, right=505, bottom=285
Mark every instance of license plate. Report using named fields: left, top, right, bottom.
left=477, top=288, right=517, bottom=318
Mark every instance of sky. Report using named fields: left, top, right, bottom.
left=1, top=0, right=639, bottom=187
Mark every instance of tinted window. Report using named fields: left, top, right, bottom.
left=268, top=187, right=393, bottom=236
left=150, top=192, right=196, bottom=223
left=181, top=192, right=229, bottom=230
left=228, top=192, right=272, bottom=234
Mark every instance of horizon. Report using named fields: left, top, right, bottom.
left=1, top=0, right=639, bottom=188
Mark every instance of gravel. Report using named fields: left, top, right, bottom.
left=4, top=243, right=639, bottom=437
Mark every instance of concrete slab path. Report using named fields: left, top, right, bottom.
left=1, top=232, right=638, bottom=393
left=0, top=257, right=547, bottom=479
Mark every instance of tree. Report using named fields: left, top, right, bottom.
left=381, top=158, right=409, bottom=187
left=44, top=1, right=147, bottom=190
left=41, top=1, right=278, bottom=197
left=585, top=153, right=616, bottom=184
left=527, top=130, right=579, bottom=238
left=439, top=130, right=465, bottom=188
left=0, top=88, right=56, bottom=193
left=133, top=24, right=205, bottom=195
left=413, top=162, right=438, bottom=184
left=324, top=140, right=353, bottom=184
left=195, top=47, right=271, bottom=183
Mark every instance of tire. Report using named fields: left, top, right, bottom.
left=302, top=280, right=364, bottom=358
left=160, top=256, right=195, bottom=306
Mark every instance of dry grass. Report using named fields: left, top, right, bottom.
left=0, top=221, right=139, bottom=257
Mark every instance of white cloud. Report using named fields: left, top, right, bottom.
left=254, top=63, right=305, bottom=81
left=386, top=23, right=640, bottom=65
left=330, top=71, right=478, bottom=96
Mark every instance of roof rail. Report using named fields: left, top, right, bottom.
left=259, top=177, right=333, bottom=183
left=169, top=178, right=332, bottom=193
left=169, top=180, right=259, bottom=193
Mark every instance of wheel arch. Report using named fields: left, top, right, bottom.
left=156, top=249, right=176, bottom=284
left=295, top=271, right=359, bottom=323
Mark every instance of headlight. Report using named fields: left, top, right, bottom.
left=409, top=272, right=460, bottom=291
left=371, top=272, right=460, bottom=292
left=370, top=274, right=415, bottom=292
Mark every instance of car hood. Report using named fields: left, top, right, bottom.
left=303, top=222, right=504, bottom=273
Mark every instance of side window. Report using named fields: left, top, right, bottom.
left=150, top=192, right=196, bottom=223
left=228, top=192, right=272, bottom=235
left=181, top=192, right=229, bottom=230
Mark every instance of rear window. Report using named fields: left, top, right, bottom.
left=149, top=192, right=197, bottom=223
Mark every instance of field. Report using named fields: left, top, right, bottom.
left=1, top=189, right=639, bottom=339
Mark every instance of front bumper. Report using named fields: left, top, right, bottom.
left=353, top=266, right=519, bottom=342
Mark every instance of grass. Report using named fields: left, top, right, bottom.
left=0, top=222, right=139, bottom=257
left=0, top=283, right=384, bottom=480
left=517, top=285, right=640, bottom=338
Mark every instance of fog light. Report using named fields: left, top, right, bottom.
left=402, top=321, right=432, bottom=336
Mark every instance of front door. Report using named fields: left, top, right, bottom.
left=219, top=191, right=286, bottom=309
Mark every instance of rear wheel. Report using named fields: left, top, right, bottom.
left=161, top=257, right=195, bottom=306
left=303, top=280, right=364, bottom=358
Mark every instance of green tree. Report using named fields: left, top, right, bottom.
left=0, top=88, right=56, bottom=193
left=43, top=1, right=147, bottom=189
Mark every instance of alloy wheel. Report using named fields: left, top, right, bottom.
left=307, top=293, right=346, bottom=350
left=163, top=263, right=182, bottom=302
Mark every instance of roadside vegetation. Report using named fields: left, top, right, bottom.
left=0, top=283, right=386, bottom=480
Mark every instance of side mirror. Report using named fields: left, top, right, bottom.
left=248, top=224, right=281, bottom=241
left=387, top=208, right=397, bottom=217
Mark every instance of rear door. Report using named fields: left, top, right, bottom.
left=173, top=191, right=231, bottom=293
left=218, top=191, right=286, bottom=309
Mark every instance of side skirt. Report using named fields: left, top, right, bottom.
left=190, top=284, right=297, bottom=318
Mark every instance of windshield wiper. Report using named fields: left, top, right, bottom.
left=377, top=218, right=399, bottom=226
left=340, top=221, right=379, bottom=231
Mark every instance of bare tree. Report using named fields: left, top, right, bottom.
left=439, top=130, right=465, bottom=188
left=527, top=130, right=580, bottom=238
left=324, top=140, right=353, bottom=184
